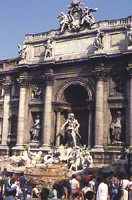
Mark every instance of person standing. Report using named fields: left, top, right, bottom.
left=3, top=173, right=10, bottom=198
left=26, top=181, right=33, bottom=198
left=19, top=172, right=27, bottom=200
left=50, top=185, right=57, bottom=199
left=40, top=188, right=49, bottom=200
left=3, top=186, right=17, bottom=200
left=88, top=176, right=96, bottom=200
left=81, top=184, right=91, bottom=200
left=32, top=184, right=39, bottom=198
left=120, top=174, right=129, bottom=200
left=96, top=177, right=109, bottom=200
left=8, top=173, right=16, bottom=188
left=69, top=174, right=79, bottom=200
left=109, top=173, right=120, bottom=200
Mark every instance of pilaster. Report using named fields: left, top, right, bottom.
left=1, top=79, right=11, bottom=146
left=93, top=66, right=108, bottom=148
left=127, top=65, right=132, bottom=147
left=16, top=72, right=30, bottom=146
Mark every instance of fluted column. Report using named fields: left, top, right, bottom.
left=16, top=72, right=29, bottom=146
left=94, top=67, right=108, bottom=147
left=2, top=78, right=11, bottom=145
left=42, top=70, right=53, bottom=147
left=127, top=66, right=132, bottom=147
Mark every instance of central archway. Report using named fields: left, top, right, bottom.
left=61, top=84, right=90, bottom=146
left=55, top=78, right=95, bottom=147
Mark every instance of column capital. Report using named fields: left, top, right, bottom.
left=93, top=67, right=109, bottom=81
left=17, top=77, right=30, bottom=87
left=43, top=69, right=54, bottom=86
left=17, top=71, right=31, bottom=87
left=2, top=80, right=11, bottom=92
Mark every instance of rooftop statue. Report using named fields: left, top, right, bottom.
left=17, top=42, right=27, bottom=61
left=56, top=0, right=97, bottom=34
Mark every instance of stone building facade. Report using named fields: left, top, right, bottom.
left=0, top=1, right=132, bottom=166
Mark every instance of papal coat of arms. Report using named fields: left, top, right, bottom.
left=56, top=0, right=97, bottom=35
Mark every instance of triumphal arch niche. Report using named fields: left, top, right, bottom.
left=54, top=77, right=95, bottom=147
left=0, top=0, right=132, bottom=166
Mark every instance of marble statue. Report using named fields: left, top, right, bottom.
left=30, top=115, right=41, bottom=141
left=43, top=145, right=93, bottom=171
left=110, top=111, right=125, bottom=143
left=57, top=12, right=69, bottom=34
left=81, top=7, right=97, bottom=26
left=60, top=113, right=81, bottom=147
left=31, top=84, right=42, bottom=100
left=9, top=145, right=42, bottom=168
left=18, top=42, right=27, bottom=60
left=27, top=145, right=42, bottom=166
left=44, top=39, right=52, bottom=58
left=56, top=0, right=97, bottom=34
left=94, top=29, right=104, bottom=50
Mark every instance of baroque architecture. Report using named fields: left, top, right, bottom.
left=0, top=0, right=132, bottom=166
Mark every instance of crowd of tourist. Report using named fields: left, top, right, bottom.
left=1, top=170, right=132, bottom=200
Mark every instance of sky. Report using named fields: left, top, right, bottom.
left=0, top=0, right=132, bottom=60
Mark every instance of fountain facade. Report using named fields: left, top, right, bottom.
left=0, top=0, right=131, bottom=167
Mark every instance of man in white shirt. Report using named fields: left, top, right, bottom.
left=69, top=174, right=79, bottom=200
left=96, top=178, right=109, bottom=200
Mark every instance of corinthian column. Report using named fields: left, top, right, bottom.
left=42, top=69, right=53, bottom=147
left=16, top=72, right=29, bottom=146
left=94, top=67, right=108, bottom=147
left=127, top=66, right=132, bottom=147
left=1, top=78, right=11, bottom=146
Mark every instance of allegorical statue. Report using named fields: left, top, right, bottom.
left=44, top=39, right=52, bottom=58
left=60, top=113, right=81, bottom=147
left=17, top=42, right=27, bottom=60
left=30, top=115, right=41, bottom=141
left=110, top=111, right=125, bottom=143
left=81, top=7, right=97, bottom=26
left=57, top=12, right=69, bottom=34
left=31, top=84, right=42, bottom=100
left=94, top=29, right=104, bottom=50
